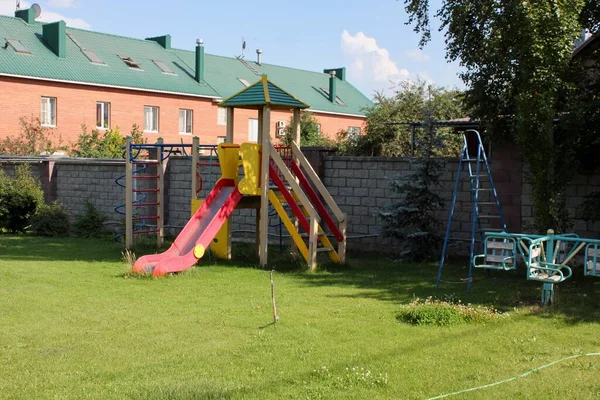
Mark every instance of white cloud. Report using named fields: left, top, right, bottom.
left=47, top=0, right=79, bottom=8
left=405, top=49, right=430, bottom=63
left=0, top=0, right=90, bottom=29
left=341, top=30, right=409, bottom=84
left=414, top=71, right=434, bottom=85
left=38, top=10, right=90, bottom=29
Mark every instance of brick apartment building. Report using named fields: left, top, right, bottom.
left=0, top=7, right=372, bottom=148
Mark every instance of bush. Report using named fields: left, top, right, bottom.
left=75, top=201, right=107, bottom=238
left=0, top=116, right=67, bottom=156
left=0, top=165, right=44, bottom=233
left=30, top=202, right=71, bottom=237
left=397, top=296, right=506, bottom=326
left=72, top=124, right=145, bottom=159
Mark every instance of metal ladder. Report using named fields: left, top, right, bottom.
left=436, top=129, right=507, bottom=292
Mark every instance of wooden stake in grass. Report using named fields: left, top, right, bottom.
left=270, top=270, right=279, bottom=323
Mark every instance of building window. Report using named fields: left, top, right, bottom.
left=179, top=109, right=193, bottom=135
left=144, top=106, right=159, bottom=133
left=248, top=118, right=258, bottom=142
left=348, top=126, right=361, bottom=137
left=41, top=97, right=57, bottom=127
left=217, top=136, right=226, bottom=144
left=217, top=107, right=228, bottom=125
left=96, top=102, right=110, bottom=129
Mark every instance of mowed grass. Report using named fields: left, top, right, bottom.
left=2, top=236, right=600, bottom=399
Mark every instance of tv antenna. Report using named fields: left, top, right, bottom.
left=241, top=38, right=247, bottom=58
left=16, top=1, right=20, bottom=11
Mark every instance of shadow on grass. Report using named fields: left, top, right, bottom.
left=0, top=235, right=126, bottom=262
left=289, top=252, right=600, bottom=325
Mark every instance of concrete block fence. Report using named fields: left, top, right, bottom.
left=2, top=146, right=599, bottom=253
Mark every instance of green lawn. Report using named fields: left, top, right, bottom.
left=2, top=236, right=600, bottom=399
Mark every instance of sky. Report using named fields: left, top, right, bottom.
left=0, top=0, right=464, bottom=99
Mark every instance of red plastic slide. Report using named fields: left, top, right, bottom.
left=132, top=179, right=242, bottom=276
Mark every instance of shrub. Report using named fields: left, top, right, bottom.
left=0, top=116, right=67, bottom=156
left=72, top=124, right=146, bottom=159
left=0, top=165, right=44, bottom=233
left=30, top=202, right=71, bottom=237
left=75, top=201, right=107, bottom=238
left=397, top=296, right=506, bottom=327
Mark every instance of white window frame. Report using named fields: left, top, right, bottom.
left=248, top=118, right=259, bottom=142
left=348, top=126, right=361, bottom=137
left=216, top=136, right=226, bottom=144
left=179, top=109, right=193, bottom=135
left=144, top=106, right=159, bottom=133
left=41, top=97, right=57, bottom=127
left=217, top=107, right=228, bottom=126
left=96, top=101, right=110, bottom=130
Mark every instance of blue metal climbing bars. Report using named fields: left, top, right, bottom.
left=436, top=129, right=507, bottom=292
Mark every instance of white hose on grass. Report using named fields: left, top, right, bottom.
left=425, top=352, right=600, bottom=400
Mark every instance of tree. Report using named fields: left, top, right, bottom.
left=403, top=0, right=598, bottom=232
left=339, top=80, right=466, bottom=157
left=279, top=112, right=334, bottom=147
left=72, top=124, right=144, bottom=159
left=0, top=116, right=66, bottom=156
left=379, top=115, right=444, bottom=261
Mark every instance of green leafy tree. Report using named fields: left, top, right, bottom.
left=0, top=116, right=66, bottom=156
left=280, top=112, right=334, bottom=147
left=339, top=80, right=466, bottom=157
left=403, top=0, right=598, bottom=232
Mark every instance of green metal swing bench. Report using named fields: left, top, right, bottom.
left=473, top=230, right=600, bottom=305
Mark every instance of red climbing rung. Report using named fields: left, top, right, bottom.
left=133, top=202, right=159, bottom=207
left=133, top=216, right=159, bottom=221
left=133, top=229, right=160, bottom=235
left=132, top=189, right=159, bottom=193
left=197, top=162, right=220, bottom=167
left=132, top=175, right=159, bottom=179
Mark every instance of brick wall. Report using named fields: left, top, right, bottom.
left=0, top=77, right=365, bottom=146
left=2, top=149, right=598, bottom=252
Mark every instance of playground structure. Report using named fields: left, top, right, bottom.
left=436, top=129, right=506, bottom=292
left=126, top=75, right=346, bottom=276
left=432, top=126, right=600, bottom=305
left=114, top=139, right=219, bottom=248
left=475, top=230, right=600, bottom=305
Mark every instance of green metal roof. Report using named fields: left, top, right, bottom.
left=219, top=75, right=309, bottom=109
left=0, top=14, right=373, bottom=116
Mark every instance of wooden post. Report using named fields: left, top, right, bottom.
left=156, top=137, right=164, bottom=248
left=308, top=216, right=318, bottom=271
left=290, top=108, right=301, bottom=255
left=125, top=136, right=133, bottom=249
left=191, top=136, right=199, bottom=200
left=226, top=108, right=235, bottom=143
left=258, top=106, right=271, bottom=268
left=338, top=217, right=347, bottom=264
left=292, top=108, right=301, bottom=146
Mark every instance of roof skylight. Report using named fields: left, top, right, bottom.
left=153, top=60, right=175, bottom=75
left=120, top=56, right=142, bottom=69
left=83, top=50, right=105, bottom=65
left=238, top=78, right=250, bottom=87
left=318, top=87, right=346, bottom=106
left=66, top=32, right=105, bottom=65
left=6, top=39, right=31, bottom=54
